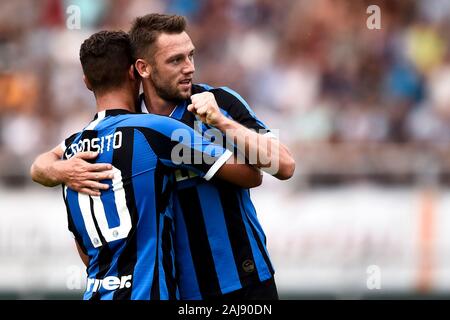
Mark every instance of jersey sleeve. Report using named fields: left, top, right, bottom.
left=139, top=117, right=232, bottom=181
left=212, top=87, right=276, bottom=138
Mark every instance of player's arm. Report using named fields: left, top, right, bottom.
left=188, top=150, right=262, bottom=188
left=149, top=118, right=262, bottom=189
left=30, top=145, right=113, bottom=196
left=188, top=92, right=296, bottom=180
left=75, top=240, right=89, bottom=268
left=216, top=156, right=263, bottom=188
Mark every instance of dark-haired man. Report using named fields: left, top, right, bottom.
left=31, top=30, right=262, bottom=300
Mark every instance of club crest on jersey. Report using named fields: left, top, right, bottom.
left=66, top=132, right=122, bottom=159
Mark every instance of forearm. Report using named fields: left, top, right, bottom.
left=215, top=117, right=295, bottom=179
left=30, top=151, right=64, bottom=187
left=216, top=156, right=263, bottom=188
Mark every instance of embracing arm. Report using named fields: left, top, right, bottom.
left=30, top=145, right=114, bottom=196
left=215, top=154, right=263, bottom=188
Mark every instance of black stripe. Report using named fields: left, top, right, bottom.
left=176, top=187, right=222, bottom=296
left=137, top=127, right=213, bottom=174
left=240, top=191, right=275, bottom=275
left=210, top=88, right=267, bottom=131
left=150, top=162, right=164, bottom=300
left=191, top=84, right=208, bottom=95
left=112, top=127, right=139, bottom=300
left=62, top=133, right=79, bottom=157
left=217, top=181, right=260, bottom=289
left=162, top=215, right=177, bottom=299
left=63, top=130, right=98, bottom=161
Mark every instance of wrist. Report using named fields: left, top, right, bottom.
left=214, top=115, right=233, bottom=131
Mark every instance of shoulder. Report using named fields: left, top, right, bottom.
left=193, top=84, right=247, bottom=108
left=65, top=132, right=80, bottom=145
left=129, top=113, right=191, bottom=136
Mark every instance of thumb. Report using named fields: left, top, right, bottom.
left=187, top=104, right=195, bottom=113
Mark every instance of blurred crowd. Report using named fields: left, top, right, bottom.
left=1, top=0, right=450, bottom=187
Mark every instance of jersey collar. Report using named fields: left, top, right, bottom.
left=93, top=109, right=135, bottom=120
left=139, top=93, right=187, bottom=120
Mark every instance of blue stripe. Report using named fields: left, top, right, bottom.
left=130, top=130, right=158, bottom=299
left=169, top=229, right=180, bottom=299
left=197, top=83, right=214, bottom=91
left=171, top=101, right=188, bottom=120
left=238, top=195, right=271, bottom=282
left=197, top=183, right=241, bottom=293
left=241, top=190, right=274, bottom=277
left=158, top=214, right=169, bottom=299
left=173, top=196, right=202, bottom=299
left=67, top=189, right=98, bottom=300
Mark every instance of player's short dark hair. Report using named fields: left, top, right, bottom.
left=79, top=30, right=134, bottom=94
left=129, top=14, right=186, bottom=61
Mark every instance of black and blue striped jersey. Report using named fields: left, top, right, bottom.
left=140, top=84, right=275, bottom=299
left=61, top=109, right=232, bottom=300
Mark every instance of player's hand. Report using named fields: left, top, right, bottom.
left=53, top=151, right=114, bottom=197
left=187, top=92, right=226, bottom=127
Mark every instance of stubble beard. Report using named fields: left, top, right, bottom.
left=151, top=69, right=192, bottom=104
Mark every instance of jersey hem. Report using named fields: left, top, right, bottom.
left=180, top=270, right=274, bottom=300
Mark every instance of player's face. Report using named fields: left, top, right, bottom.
left=150, top=32, right=195, bottom=102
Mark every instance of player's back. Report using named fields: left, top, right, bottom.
left=62, top=109, right=179, bottom=300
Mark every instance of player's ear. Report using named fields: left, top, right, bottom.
left=83, top=75, right=93, bottom=92
left=135, top=59, right=151, bottom=79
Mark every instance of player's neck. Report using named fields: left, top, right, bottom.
left=142, top=82, right=176, bottom=116
left=95, top=89, right=135, bottom=113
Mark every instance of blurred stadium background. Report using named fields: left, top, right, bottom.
left=2, top=0, right=450, bottom=299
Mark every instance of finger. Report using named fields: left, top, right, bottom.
left=79, top=188, right=101, bottom=197
left=75, top=151, right=99, bottom=160
left=190, top=93, right=200, bottom=103
left=85, top=180, right=109, bottom=190
left=187, top=104, right=194, bottom=112
left=196, top=105, right=208, bottom=116
left=89, top=163, right=113, bottom=172
left=84, top=171, right=114, bottom=181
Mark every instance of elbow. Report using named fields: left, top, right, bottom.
left=30, top=162, right=56, bottom=187
left=252, top=171, right=263, bottom=188
left=275, top=157, right=296, bottom=180
left=243, top=169, right=263, bottom=189
left=30, top=163, right=39, bottom=184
